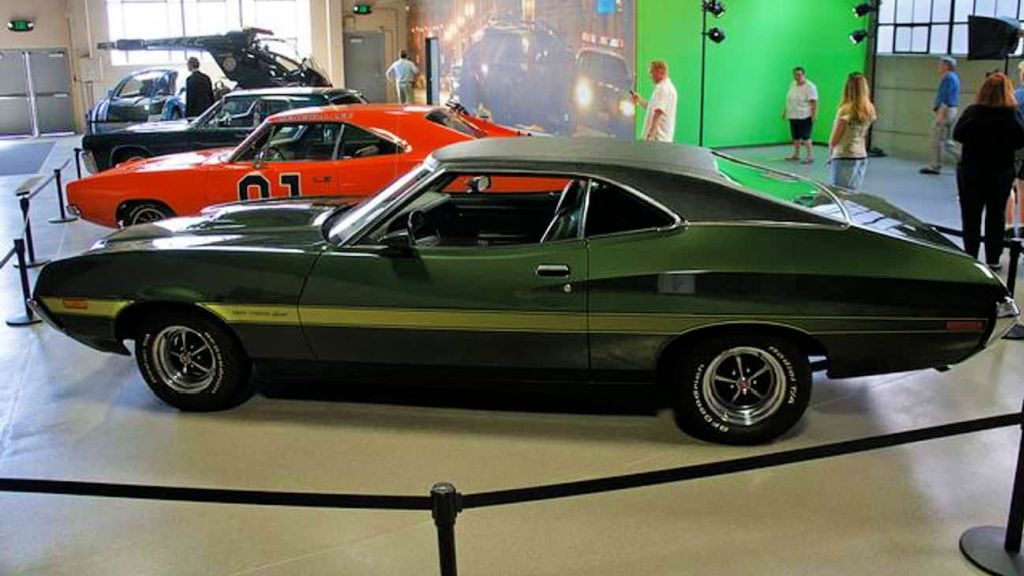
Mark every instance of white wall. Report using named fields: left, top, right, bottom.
left=873, top=54, right=1024, bottom=161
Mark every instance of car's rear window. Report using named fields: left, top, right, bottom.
left=715, top=157, right=847, bottom=223
left=425, top=109, right=483, bottom=138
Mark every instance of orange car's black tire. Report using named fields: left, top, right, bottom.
left=671, top=335, right=811, bottom=445
left=123, top=202, right=174, bottom=226
left=135, top=311, right=253, bottom=412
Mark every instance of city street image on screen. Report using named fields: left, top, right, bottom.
left=409, top=0, right=636, bottom=138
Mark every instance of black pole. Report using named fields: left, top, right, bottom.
left=1007, top=239, right=1021, bottom=296
left=1005, top=401, right=1024, bottom=553
left=49, top=167, right=77, bottom=224
left=698, top=5, right=708, bottom=147
left=867, top=1, right=882, bottom=153
left=431, top=482, right=461, bottom=576
left=73, top=148, right=82, bottom=180
left=960, top=400, right=1024, bottom=573
left=6, top=239, right=41, bottom=327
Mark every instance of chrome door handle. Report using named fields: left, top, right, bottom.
left=536, top=264, right=570, bottom=278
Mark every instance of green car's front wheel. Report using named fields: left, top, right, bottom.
left=672, top=335, right=811, bottom=445
left=135, top=311, right=253, bottom=411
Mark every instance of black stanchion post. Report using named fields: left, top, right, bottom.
left=73, top=148, right=83, bottom=180
left=6, top=239, right=41, bottom=327
left=1004, top=239, right=1023, bottom=342
left=48, top=168, right=77, bottom=224
left=960, top=400, right=1024, bottom=574
left=431, top=482, right=462, bottom=576
left=15, top=196, right=49, bottom=269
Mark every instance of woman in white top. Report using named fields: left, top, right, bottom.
left=782, top=67, right=819, bottom=164
left=828, top=73, right=877, bottom=190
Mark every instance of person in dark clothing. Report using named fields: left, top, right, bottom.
left=184, top=56, right=215, bottom=118
left=953, top=72, right=1024, bottom=270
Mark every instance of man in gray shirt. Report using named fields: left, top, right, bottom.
left=386, top=50, right=419, bottom=105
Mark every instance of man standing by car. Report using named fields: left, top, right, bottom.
left=386, top=50, right=419, bottom=105
left=185, top=56, right=215, bottom=118
left=632, top=60, right=678, bottom=143
left=921, top=56, right=961, bottom=175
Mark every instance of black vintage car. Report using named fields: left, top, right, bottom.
left=81, top=87, right=366, bottom=173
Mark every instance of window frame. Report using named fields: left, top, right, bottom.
left=581, top=176, right=682, bottom=240
left=876, top=0, right=1024, bottom=56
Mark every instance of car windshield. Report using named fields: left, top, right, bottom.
left=327, top=163, right=435, bottom=244
left=714, top=155, right=848, bottom=223
left=118, top=71, right=168, bottom=98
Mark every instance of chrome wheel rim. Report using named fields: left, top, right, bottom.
left=130, top=206, right=165, bottom=225
left=152, top=326, right=217, bottom=394
left=702, top=346, right=787, bottom=426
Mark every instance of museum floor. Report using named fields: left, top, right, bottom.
left=0, top=137, right=1021, bottom=575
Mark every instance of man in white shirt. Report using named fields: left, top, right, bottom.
left=782, top=66, right=819, bottom=164
left=385, top=50, right=419, bottom=105
left=632, top=60, right=677, bottom=142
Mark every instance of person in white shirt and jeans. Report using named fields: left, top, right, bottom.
left=632, top=60, right=678, bottom=142
left=783, top=66, right=819, bottom=164
left=386, top=50, right=419, bottom=105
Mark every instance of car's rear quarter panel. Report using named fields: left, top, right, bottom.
left=587, top=224, right=1002, bottom=379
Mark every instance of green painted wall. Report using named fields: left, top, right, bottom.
left=637, top=0, right=869, bottom=147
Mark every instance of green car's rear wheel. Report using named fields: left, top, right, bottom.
left=135, top=311, right=253, bottom=411
left=671, top=335, right=811, bottom=445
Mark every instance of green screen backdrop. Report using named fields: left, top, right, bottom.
left=637, top=0, right=869, bottom=147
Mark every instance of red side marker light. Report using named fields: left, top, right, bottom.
left=946, top=320, right=985, bottom=332
left=62, top=298, right=89, bottom=310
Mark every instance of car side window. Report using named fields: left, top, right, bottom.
left=339, top=124, right=400, bottom=159
left=585, top=181, right=676, bottom=237
left=262, top=122, right=344, bottom=163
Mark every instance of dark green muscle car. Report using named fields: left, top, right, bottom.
left=31, top=138, right=1019, bottom=444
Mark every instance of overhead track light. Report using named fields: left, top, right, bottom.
left=850, top=29, right=870, bottom=44
left=854, top=2, right=879, bottom=17
left=704, top=0, right=726, bottom=18
left=708, top=27, right=726, bottom=44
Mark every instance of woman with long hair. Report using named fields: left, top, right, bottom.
left=827, top=72, right=877, bottom=190
left=953, top=72, right=1024, bottom=270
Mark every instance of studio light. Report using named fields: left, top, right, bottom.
left=708, top=27, right=726, bottom=44
left=854, top=2, right=878, bottom=17
left=850, top=29, right=870, bottom=44
left=704, top=0, right=726, bottom=18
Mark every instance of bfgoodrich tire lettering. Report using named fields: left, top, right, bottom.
left=671, top=336, right=811, bottom=445
left=136, top=311, right=253, bottom=411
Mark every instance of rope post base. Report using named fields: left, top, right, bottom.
left=6, top=239, right=40, bottom=327
left=961, top=401, right=1024, bottom=574
left=431, top=482, right=462, bottom=576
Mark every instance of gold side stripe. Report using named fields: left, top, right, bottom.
left=299, top=306, right=586, bottom=333
left=40, top=297, right=132, bottom=318
left=202, top=304, right=300, bottom=325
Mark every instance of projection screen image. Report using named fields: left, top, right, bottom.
left=409, top=0, right=636, bottom=138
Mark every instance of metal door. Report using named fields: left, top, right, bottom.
left=343, top=33, right=386, bottom=103
left=29, top=50, right=74, bottom=134
left=0, top=51, right=32, bottom=136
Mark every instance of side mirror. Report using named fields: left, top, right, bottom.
left=380, top=230, right=414, bottom=256
left=107, top=89, right=115, bottom=98
left=253, top=148, right=266, bottom=169
left=468, top=175, right=491, bottom=194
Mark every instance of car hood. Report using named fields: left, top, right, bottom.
left=834, top=189, right=961, bottom=251
left=91, top=196, right=361, bottom=253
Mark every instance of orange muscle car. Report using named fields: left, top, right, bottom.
left=67, top=104, right=522, bottom=227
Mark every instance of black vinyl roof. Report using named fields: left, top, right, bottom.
left=432, top=137, right=725, bottom=181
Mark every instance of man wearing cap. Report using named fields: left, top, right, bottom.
left=921, top=56, right=961, bottom=175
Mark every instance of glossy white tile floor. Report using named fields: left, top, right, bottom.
left=0, top=139, right=1021, bottom=575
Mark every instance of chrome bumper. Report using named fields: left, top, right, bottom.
left=28, top=299, right=62, bottom=332
left=988, top=297, right=1021, bottom=346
